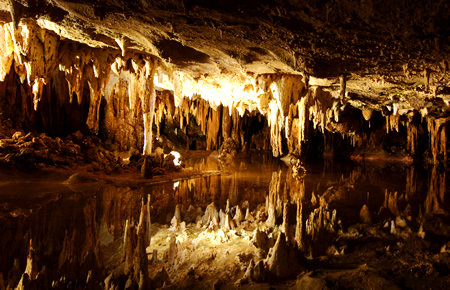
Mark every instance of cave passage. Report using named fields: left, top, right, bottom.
left=0, top=0, right=449, bottom=289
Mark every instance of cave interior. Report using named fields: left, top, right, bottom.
left=0, top=0, right=448, bottom=289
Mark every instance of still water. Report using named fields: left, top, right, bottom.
left=0, top=153, right=447, bottom=287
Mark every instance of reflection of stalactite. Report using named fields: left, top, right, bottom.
left=81, top=199, right=103, bottom=269
left=425, top=166, right=446, bottom=215
left=266, top=171, right=282, bottom=228
left=384, top=189, right=401, bottom=216
left=304, top=202, right=338, bottom=257
left=123, top=196, right=150, bottom=288
left=24, top=239, right=38, bottom=281
left=294, top=179, right=305, bottom=250
left=406, top=166, right=416, bottom=199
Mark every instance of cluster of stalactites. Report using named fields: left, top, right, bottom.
left=0, top=21, right=59, bottom=110
left=266, top=78, right=341, bottom=157
left=0, top=21, right=447, bottom=163
left=0, top=20, right=165, bottom=155
left=384, top=110, right=448, bottom=163
left=173, top=97, right=244, bottom=150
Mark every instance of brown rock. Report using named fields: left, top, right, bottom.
left=266, top=232, right=303, bottom=279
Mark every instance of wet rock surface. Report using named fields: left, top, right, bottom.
left=0, top=154, right=448, bottom=289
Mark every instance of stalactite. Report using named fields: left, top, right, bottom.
left=206, top=106, right=221, bottom=150
left=231, top=107, right=241, bottom=148
left=85, top=53, right=112, bottom=133
left=427, top=117, right=448, bottom=163
left=386, top=114, right=400, bottom=133
left=222, top=106, right=232, bottom=140
left=264, top=74, right=306, bottom=157
left=362, top=108, right=372, bottom=121
left=406, top=122, right=418, bottom=155
left=298, top=96, right=308, bottom=150
left=0, top=23, right=14, bottom=82
left=142, top=58, right=157, bottom=156
left=339, top=75, right=346, bottom=99
left=268, top=99, right=283, bottom=156
left=1, top=19, right=447, bottom=164
left=0, top=21, right=60, bottom=110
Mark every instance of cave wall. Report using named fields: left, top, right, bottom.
left=0, top=20, right=448, bottom=164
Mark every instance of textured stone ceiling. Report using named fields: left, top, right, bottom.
left=1, top=0, right=448, bottom=78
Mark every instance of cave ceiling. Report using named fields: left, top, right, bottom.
left=0, top=0, right=448, bottom=115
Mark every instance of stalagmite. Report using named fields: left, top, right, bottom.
left=170, top=204, right=182, bottom=230
left=265, top=232, right=302, bottom=279
left=252, top=229, right=271, bottom=252
left=242, top=260, right=255, bottom=283
left=167, top=235, right=177, bottom=265
left=234, top=205, right=244, bottom=226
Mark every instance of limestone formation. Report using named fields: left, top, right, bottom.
left=265, top=232, right=303, bottom=280
left=0, top=1, right=448, bottom=289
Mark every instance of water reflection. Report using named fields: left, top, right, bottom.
left=0, top=155, right=448, bottom=288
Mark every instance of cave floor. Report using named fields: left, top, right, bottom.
left=0, top=152, right=448, bottom=289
